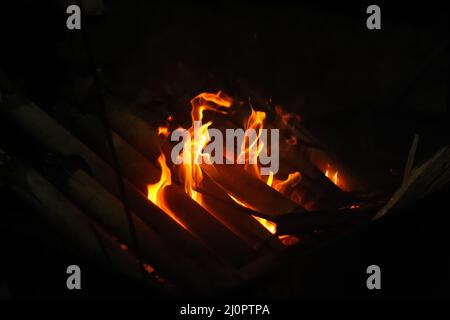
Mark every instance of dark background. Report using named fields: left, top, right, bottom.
left=0, top=1, right=448, bottom=299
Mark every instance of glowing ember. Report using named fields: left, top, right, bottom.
left=278, top=235, right=301, bottom=246
left=143, top=263, right=155, bottom=274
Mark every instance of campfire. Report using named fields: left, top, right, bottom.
left=1, top=80, right=448, bottom=297
left=146, top=91, right=349, bottom=243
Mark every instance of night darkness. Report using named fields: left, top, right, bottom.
left=0, top=0, right=449, bottom=304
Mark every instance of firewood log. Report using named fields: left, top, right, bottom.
left=104, top=96, right=163, bottom=162
left=4, top=158, right=178, bottom=294
left=66, top=109, right=281, bottom=258
left=161, top=185, right=258, bottom=267
left=68, top=110, right=160, bottom=191
left=64, top=169, right=239, bottom=291
left=197, top=174, right=283, bottom=252
left=59, top=109, right=262, bottom=267
left=201, top=163, right=300, bottom=218
left=0, top=95, right=127, bottom=198
left=213, top=118, right=353, bottom=209
left=0, top=95, right=241, bottom=290
left=102, top=95, right=352, bottom=210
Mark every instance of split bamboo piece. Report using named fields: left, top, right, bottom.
left=69, top=110, right=160, bottom=191
left=201, top=163, right=300, bottom=218
left=64, top=168, right=236, bottom=292
left=198, top=174, right=283, bottom=251
left=161, top=185, right=258, bottom=267
left=213, top=117, right=351, bottom=209
left=105, top=96, right=162, bottom=162
left=4, top=157, right=177, bottom=294
left=66, top=109, right=257, bottom=266
left=0, top=95, right=242, bottom=289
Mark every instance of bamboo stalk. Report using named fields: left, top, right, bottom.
left=161, top=185, right=257, bottom=267
left=4, top=156, right=177, bottom=294
left=68, top=110, right=160, bottom=191
left=201, top=163, right=300, bottom=218
left=62, top=109, right=259, bottom=269
left=213, top=118, right=352, bottom=209
left=63, top=169, right=223, bottom=294
left=0, top=95, right=126, bottom=198
left=0, top=95, right=241, bottom=292
left=198, top=174, right=283, bottom=252
left=102, top=95, right=350, bottom=211
left=105, top=96, right=162, bottom=162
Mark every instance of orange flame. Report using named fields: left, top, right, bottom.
left=238, top=107, right=266, bottom=179
left=151, top=92, right=303, bottom=239
left=147, top=152, right=188, bottom=229
left=233, top=103, right=304, bottom=233
left=228, top=194, right=277, bottom=235
left=180, top=91, right=233, bottom=203
left=252, top=216, right=277, bottom=234
left=272, top=171, right=302, bottom=194
left=175, top=91, right=281, bottom=236
left=324, top=164, right=343, bottom=188
left=147, top=152, right=172, bottom=205
left=157, top=126, right=170, bottom=138
left=237, top=105, right=302, bottom=202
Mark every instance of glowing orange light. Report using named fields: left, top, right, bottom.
left=236, top=107, right=267, bottom=178
left=147, top=152, right=188, bottom=229
left=180, top=91, right=233, bottom=204
left=157, top=126, right=170, bottom=138
left=147, top=152, right=172, bottom=205
left=324, top=163, right=344, bottom=189
left=252, top=216, right=277, bottom=234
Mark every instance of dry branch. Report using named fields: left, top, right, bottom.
left=373, top=146, right=450, bottom=221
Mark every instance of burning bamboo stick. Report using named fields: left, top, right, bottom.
left=213, top=117, right=353, bottom=209
left=201, top=163, right=300, bottom=218
left=161, top=185, right=258, bottom=267
left=65, top=108, right=260, bottom=267
left=63, top=168, right=235, bottom=293
left=67, top=105, right=283, bottom=258
left=198, top=174, right=283, bottom=251
left=0, top=95, right=241, bottom=291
